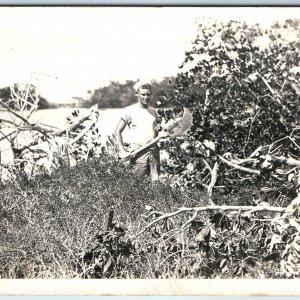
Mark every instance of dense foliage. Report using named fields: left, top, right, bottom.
left=157, top=19, right=300, bottom=201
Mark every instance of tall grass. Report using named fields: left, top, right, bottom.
left=0, top=156, right=208, bottom=278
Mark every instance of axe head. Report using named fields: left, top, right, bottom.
left=164, top=107, right=193, bottom=137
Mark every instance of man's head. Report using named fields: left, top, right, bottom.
left=134, top=81, right=152, bottom=108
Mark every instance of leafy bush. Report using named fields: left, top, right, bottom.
left=156, top=19, right=300, bottom=204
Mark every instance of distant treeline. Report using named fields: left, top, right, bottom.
left=76, top=77, right=175, bottom=109
left=0, top=77, right=176, bottom=110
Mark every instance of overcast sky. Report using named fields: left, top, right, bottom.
left=0, top=7, right=299, bottom=103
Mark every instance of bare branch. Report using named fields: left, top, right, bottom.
left=181, top=210, right=198, bottom=231
left=136, top=204, right=284, bottom=236
left=0, top=99, right=52, bottom=134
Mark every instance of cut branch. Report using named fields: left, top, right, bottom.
left=231, top=158, right=259, bottom=165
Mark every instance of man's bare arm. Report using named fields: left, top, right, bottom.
left=114, top=118, right=128, bottom=156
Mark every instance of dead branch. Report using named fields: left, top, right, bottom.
left=0, top=99, right=52, bottom=135
left=12, top=105, right=98, bottom=154
left=257, top=73, right=284, bottom=105
left=0, top=99, right=33, bottom=126
left=243, top=108, right=261, bottom=156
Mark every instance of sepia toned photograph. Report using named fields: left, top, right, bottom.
left=0, top=5, right=300, bottom=295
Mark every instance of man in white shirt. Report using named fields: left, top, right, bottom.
left=114, top=81, right=160, bottom=181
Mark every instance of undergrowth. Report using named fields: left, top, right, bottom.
left=0, top=155, right=297, bottom=278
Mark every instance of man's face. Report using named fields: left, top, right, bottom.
left=137, top=88, right=152, bottom=107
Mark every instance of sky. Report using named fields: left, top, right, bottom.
left=0, top=7, right=299, bottom=103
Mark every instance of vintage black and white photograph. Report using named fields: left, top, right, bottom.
left=0, top=5, right=300, bottom=288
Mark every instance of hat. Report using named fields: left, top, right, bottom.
left=133, top=80, right=152, bottom=93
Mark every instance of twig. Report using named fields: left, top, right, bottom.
left=0, top=99, right=33, bottom=126
left=0, top=128, right=18, bottom=144
left=257, top=73, right=284, bottom=105
left=202, top=158, right=212, bottom=172
left=289, top=137, right=300, bottom=152
left=289, top=219, right=300, bottom=232
left=243, top=108, right=260, bottom=156
left=181, top=210, right=198, bottom=231
left=207, top=162, right=218, bottom=203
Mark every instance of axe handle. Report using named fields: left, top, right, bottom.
left=123, top=132, right=168, bottom=160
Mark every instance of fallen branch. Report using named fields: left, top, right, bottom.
left=0, top=101, right=53, bottom=137
left=10, top=105, right=99, bottom=153
left=136, top=204, right=284, bottom=236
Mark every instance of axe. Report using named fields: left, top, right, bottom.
left=122, top=107, right=193, bottom=160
